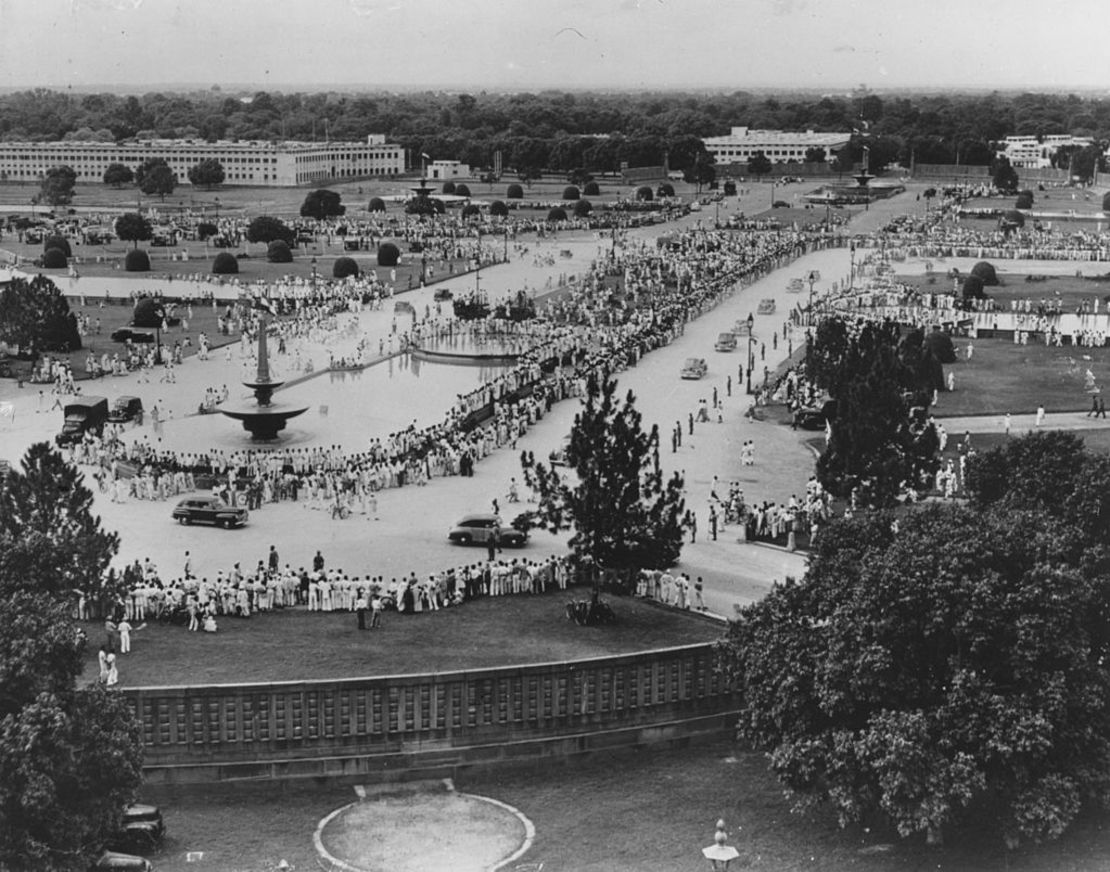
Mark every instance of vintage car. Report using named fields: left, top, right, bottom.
left=56, top=397, right=109, bottom=446
left=757, top=298, right=776, bottom=314
left=433, top=286, right=454, bottom=301
left=548, top=435, right=572, bottom=467
left=172, top=497, right=249, bottom=529
left=448, top=514, right=528, bottom=547
left=680, top=357, right=708, bottom=380
left=793, top=400, right=837, bottom=431
left=108, top=396, right=144, bottom=424
left=106, top=804, right=165, bottom=854
left=110, top=328, right=156, bottom=344
left=714, top=332, right=737, bottom=352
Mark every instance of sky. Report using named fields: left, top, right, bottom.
left=1, top=0, right=1109, bottom=92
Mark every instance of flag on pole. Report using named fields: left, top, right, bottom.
left=421, top=153, right=431, bottom=160
left=252, top=295, right=276, bottom=316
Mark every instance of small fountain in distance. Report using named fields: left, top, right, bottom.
left=221, top=308, right=308, bottom=441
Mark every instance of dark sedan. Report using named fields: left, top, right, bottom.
left=448, top=514, right=527, bottom=547
left=172, top=497, right=249, bottom=528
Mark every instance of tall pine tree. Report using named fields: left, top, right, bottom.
left=523, top=374, right=686, bottom=577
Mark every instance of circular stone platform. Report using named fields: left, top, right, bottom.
left=315, top=790, right=534, bottom=872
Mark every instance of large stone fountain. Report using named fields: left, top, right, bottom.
left=221, top=313, right=308, bottom=440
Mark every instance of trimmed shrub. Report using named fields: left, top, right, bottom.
left=42, top=235, right=72, bottom=257
left=42, top=247, right=68, bottom=268
left=546, top=207, right=568, bottom=222
left=489, top=200, right=509, bottom=218
left=635, top=185, right=653, bottom=201
left=962, top=274, right=986, bottom=300
left=267, top=240, right=293, bottom=263
left=1103, top=192, right=1110, bottom=213
left=442, top=181, right=457, bottom=194
left=367, top=197, right=386, bottom=213
left=562, top=185, right=580, bottom=200
left=583, top=181, right=600, bottom=196
left=377, top=242, right=401, bottom=267
left=970, top=261, right=999, bottom=286
left=461, top=203, right=481, bottom=219
left=212, top=252, right=239, bottom=274
left=1015, top=190, right=1034, bottom=210
left=506, top=183, right=524, bottom=199
left=923, top=330, right=957, bottom=364
left=454, top=183, right=471, bottom=197
left=657, top=182, right=675, bottom=198
left=332, top=256, right=359, bottom=279
left=723, top=180, right=737, bottom=196
left=573, top=199, right=593, bottom=217
left=124, top=249, right=151, bottom=272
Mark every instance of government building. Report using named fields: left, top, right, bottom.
left=0, top=136, right=406, bottom=187
left=702, top=127, right=851, bottom=165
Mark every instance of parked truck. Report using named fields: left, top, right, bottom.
left=56, top=396, right=108, bottom=446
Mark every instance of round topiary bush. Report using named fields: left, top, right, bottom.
left=657, top=182, right=675, bottom=198
left=461, top=203, right=481, bottom=219
left=506, top=183, right=524, bottom=199
left=923, top=330, right=957, bottom=364
left=332, top=256, right=360, bottom=279
left=546, top=207, right=568, bottom=222
left=962, top=274, right=986, bottom=300
left=368, top=197, right=386, bottom=213
left=267, top=240, right=293, bottom=263
left=1103, top=192, right=1110, bottom=213
left=573, top=199, right=593, bottom=217
left=377, top=242, right=401, bottom=267
left=970, top=261, right=999, bottom=286
left=635, top=185, right=654, bottom=202
left=42, top=235, right=72, bottom=257
left=583, top=181, right=600, bottom=196
left=442, top=181, right=457, bottom=195
left=42, top=247, right=68, bottom=268
left=562, top=185, right=580, bottom=201
left=1015, top=190, right=1034, bottom=210
left=124, top=249, right=151, bottom=272
left=489, top=200, right=509, bottom=218
left=212, top=252, right=239, bottom=275
left=454, top=183, right=471, bottom=197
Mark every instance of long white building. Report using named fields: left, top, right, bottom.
left=0, top=136, right=405, bottom=187
left=702, top=126, right=851, bottom=165
left=997, top=134, right=1094, bottom=169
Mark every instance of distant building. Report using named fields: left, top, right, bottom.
left=997, top=134, right=1094, bottom=169
left=0, top=136, right=405, bottom=187
left=426, top=160, right=470, bottom=180
left=702, top=127, right=850, bottom=165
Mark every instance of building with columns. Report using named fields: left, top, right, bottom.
left=702, top=127, right=851, bottom=166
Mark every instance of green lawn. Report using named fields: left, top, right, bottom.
left=142, top=738, right=1110, bottom=872
left=81, top=593, right=720, bottom=687
left=898, top=271, right=1110, bottom=315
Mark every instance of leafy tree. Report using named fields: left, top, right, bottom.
left=829, top=146, right=854, bottom=178
left=804, top=146, right=827, bottom=163
left=517, top=168, right=541, bottom=188
left=718, top=502, right=1110, bottom=848
left=102, top=162, right=134, bottom=188
left=1015, top=190, right=1034, bottom=209
left=211, top=251, right=238, bottom=274
left=136, top=158, right=177, bottom=201
left=747, top=150, right=772, bottom=180
left=113, top=212, right=152, bottom=250
left=1068, top=145, right=1101, bottom=185
left=300, top=189, right=345, bottom=220
left=245, top=215, right=294, bottom=246
left=522, top=374, right=686, bottom=572
left=684, top=151, right=716, bottom=192
left=186, top=158, right=224, bottom=189
left=567, top=168, right=593, bottom=187
left=404, top=195, right=444, bottom=216
left=991, top=155, right=1019, bottom=193
left=40, top=165, right=77, bottom=208
left=0, top=274, right=81, bottom=353
left=461, top=203, right=481, bottom=220
left=0, top=444, right=141, bottom=871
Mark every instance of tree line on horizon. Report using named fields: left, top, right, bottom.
left=1, top=88, right=1109, bottom=178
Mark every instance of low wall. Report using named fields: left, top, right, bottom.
left=127, top=642, right=739, bottom=785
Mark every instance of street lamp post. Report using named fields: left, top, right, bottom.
left=807, top=270, right=818, bottom=323
left=849, top=242, right=856, bottom=290
left=310, top=256, right=318, bottom=297
left=745, top=312, right=755, bottom=394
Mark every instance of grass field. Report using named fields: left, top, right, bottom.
left=142, top=738, right=1110, bottom=872
left=81, top=592, right=720, bottom=686
left=898, top=271, right=1110, bottom=314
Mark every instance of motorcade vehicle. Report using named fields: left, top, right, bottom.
left=448, top=514, right=528, bottom=547
left=172, top=497, right=249, bottom=528
left=433, top=287, right=454, bottom=301
left=56, top=397, right=108, bottom=446
left=714, top=332, right=737, bottom=352
left=106, top=803, right=165, bottom=854
left=90, top=850, right=152, bottom=871
left=757, top=298, right=776, bottom=314
left=793, top=399, right=836, bottom=431
left=110, top=328, right=155, bottom=344
left=108, top=396, right=144, bottom=424
left=680, top=357, right=708, bottom=379
left=548, top=435, right=572, bottom=466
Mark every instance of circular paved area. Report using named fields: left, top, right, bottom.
left=315, top=791, right=532, bottom=872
